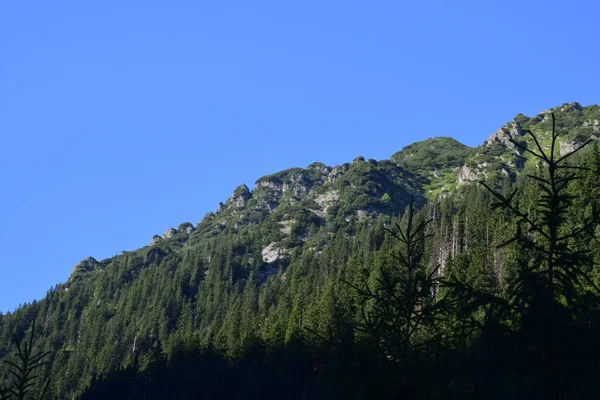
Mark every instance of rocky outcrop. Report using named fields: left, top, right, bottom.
left=327, top=164, right=349, bottom=183
left=458, top=165, right=478, bottom=185
left=255, top=171, right=313, bottom=199
left=162, top=228, right=177, bottom=239
left=485, top=120, right=524, bottom=150
left=314, top=191, right=340, bottom=215
left=583, top=119, right=600, bottom=132
left=262, top=242, right=285, bottom=263
left=228, top=184, right=252, bottom=209
left=559, top=139, right=587, bottom=156
left=255, top=180, right=284, bottom=191
left=177, top=222, right=194, bottom=234
left=307, top=162, right=331, bottom=175
left=278, top=219, right=295, bottom=235
left=149, top=235, right=162, bottom=246
left=560, top=102, right=583, bottom=112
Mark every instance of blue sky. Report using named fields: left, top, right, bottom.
left=1, top=1, right=599, bottom=311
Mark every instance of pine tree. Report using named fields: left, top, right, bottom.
left=479, top=112, right=600, bottom=397
left=0, top=322, right=50, bottom=400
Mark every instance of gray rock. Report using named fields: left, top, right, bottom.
left=307, top=162, right=331, bottom=174
left=485, top=120, right=524, bottom=150
left=229, top=184, right=252, bottom=209
left=458, top=165, right=478, bottom=186
left=327, top=164, right=349, bottom=183
left=149, top=235, right=162, bottom=246
left=560, top=102, right=582, bottom=112
left=262, top=242, right=282, bottom=263
left=278, top=219, right=295, bottom=235
left=255, top=180, right=284, bottom=191
left=560, top=139, right=585, bottom=156
left=178, top=222, right=194, bottom=234
left=314, top=191, right=340, bottom=215
left=162, top=228, right=176, bottom=239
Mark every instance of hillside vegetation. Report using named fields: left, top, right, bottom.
left=2, top=102, right=600, bottom=399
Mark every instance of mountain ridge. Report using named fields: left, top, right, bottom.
left=2, top=101, right=600, bottom=399
left=138, top=101, right=599, bottom=267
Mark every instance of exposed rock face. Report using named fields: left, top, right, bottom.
left=458, top=165, right=478, bottom=185
left=229, top=184, right=252, bottom=209
left=262, top=242, right=284, bottom=263
left=255, top=180, right=284, bottom=191
left=485, top=120, right=524, bottom=150
left=149, top=235, right=162, bottom=246
left=314, top=191, right=340, bottom=215
left=255, top=171, right=313, bottom=201
left=309, top=209, right=325, bottom=218
left=178, top=222, right=194, bottom=234
left=559, top=139, right=585, bottom=156
left=560, top=140, right=575, bottom=156
left=585, top=119, right=600, bottom=132
left=327, top=164, right=349, bottom=183
left=307, top=162, right=331, bottom=175
left=560, top=102, right=583, bottom=112
left=162, top=228, right=177, bottom=239
left=216, top=202, right=225, bottom=213
left=278, top=219, right=295, bottom=235
left=287, top=177, right=311, bottom=197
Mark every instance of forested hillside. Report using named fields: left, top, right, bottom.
left=2, top=102, right=600, bottom=399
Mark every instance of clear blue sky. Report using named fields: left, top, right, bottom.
left=1, top=1, right=599, bottom=311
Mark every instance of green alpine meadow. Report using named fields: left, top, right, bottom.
left=3, top=102, right=600, bottom=399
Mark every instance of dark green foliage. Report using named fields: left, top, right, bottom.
left=0, top=322, right=50, bottom=400
left=391, top=137, right=472, bottom=172
left=473, top=112, right=600, bottom=398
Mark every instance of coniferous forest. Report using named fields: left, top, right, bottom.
left=2, top=103, right=600, bottom=399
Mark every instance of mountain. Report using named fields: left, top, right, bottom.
left=1, top=102, right=600, bottom=399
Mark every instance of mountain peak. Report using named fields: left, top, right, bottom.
left=391, top=136, right=471, bottom=172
